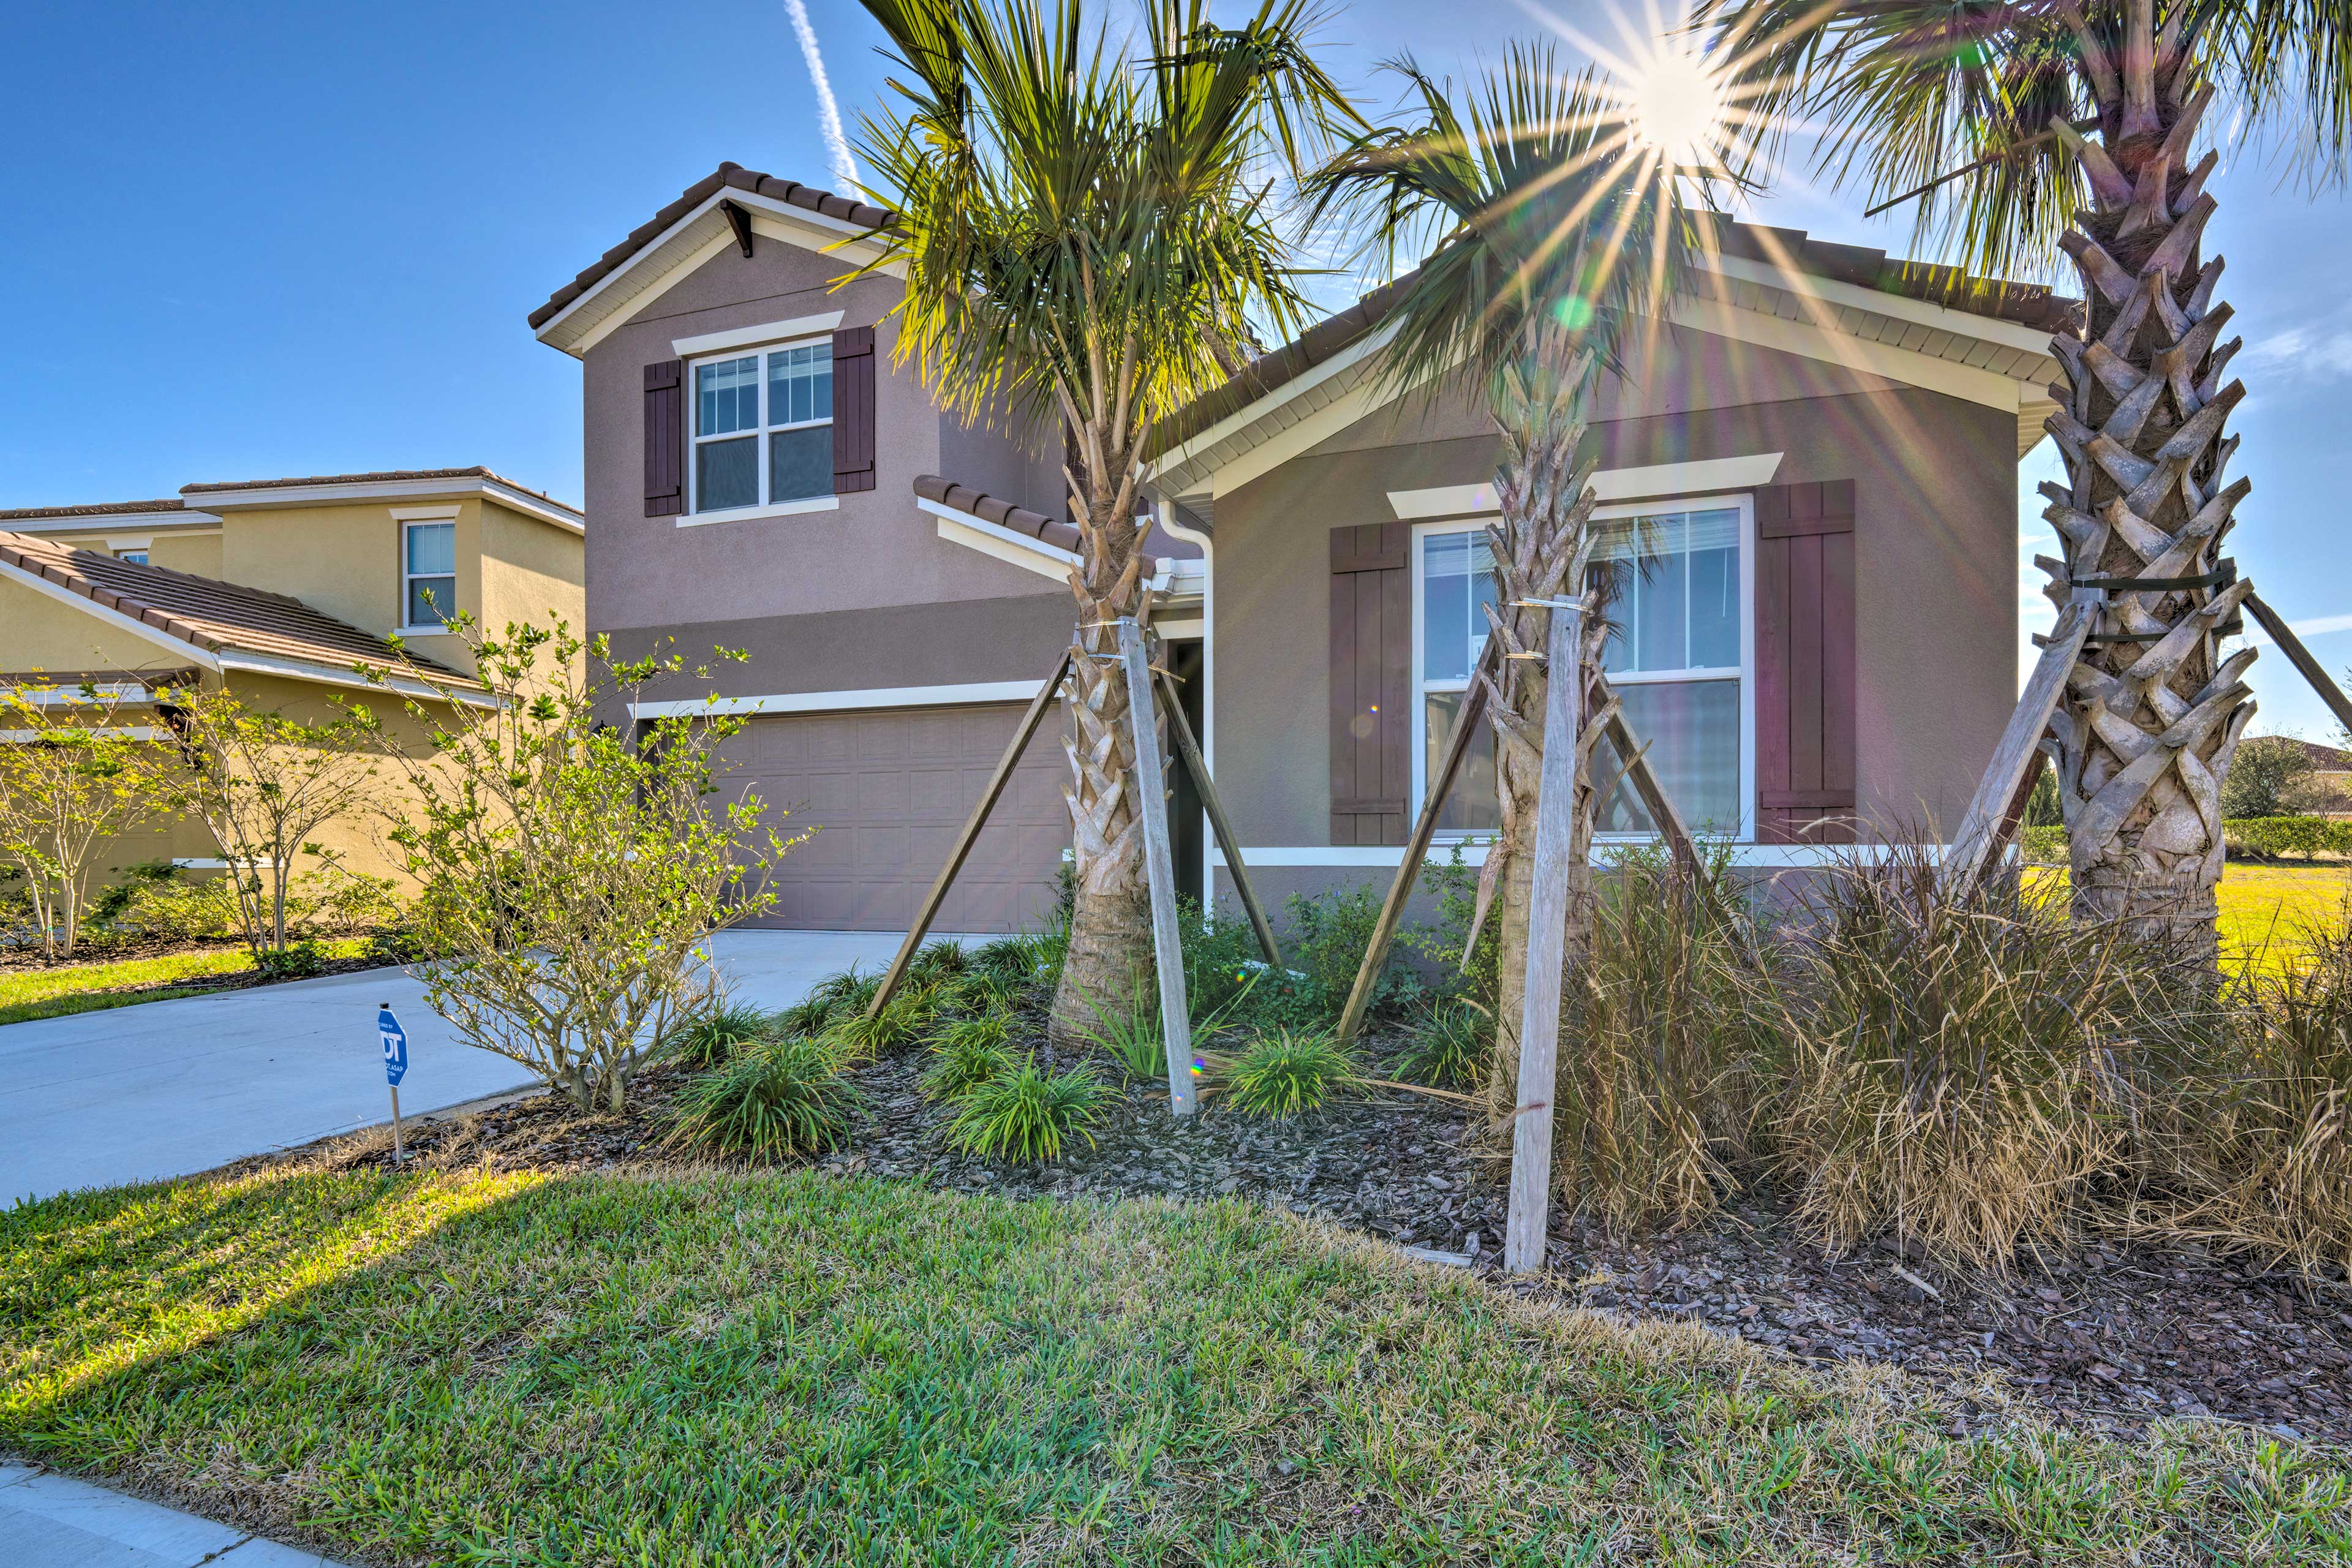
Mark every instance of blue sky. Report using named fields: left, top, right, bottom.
left=1, top=0, right=2343, bottom=740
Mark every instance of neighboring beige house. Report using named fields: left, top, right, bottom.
left=0, top=467, right=584, bottom=886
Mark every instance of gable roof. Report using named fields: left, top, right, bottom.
left=0, top=498, right=190, bottom=522
left=1150, top=214, right=2075, bottom=466
left=0, top=531, right=477, bottom=690
left=529, top=162, right=895, bottom=334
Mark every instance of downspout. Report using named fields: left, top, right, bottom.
left=1153, top=494, right=1216, bottom=903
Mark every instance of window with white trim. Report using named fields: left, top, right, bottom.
left=115, top=548, right=148, bottom=565
left=691, top=339, right=832, bottom=513
left=402, top=520, right=457, bottom=628
left=1412, top=500, right=1750, bottom=839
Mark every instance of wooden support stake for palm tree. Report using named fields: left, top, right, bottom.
left=1335, top=643, right=1499, bottom=1046
left=1333, top=653, right=1697, bottom=1046
left=2247, top=592, right=2352, bottom=737
left=1153, top=666, right=1282, bottom=970
left=1940, top=600, right=2096, bottom=901
left=867, top=648, right=1072, bottom=1018
left=1502, top=601, right=1583, bottom=1274
left=1117, top=617, right=1195, bottom=1115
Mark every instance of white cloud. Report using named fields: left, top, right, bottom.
left=2244, top=612, right=2352, bottom=647
left=2242, top=317, right=2352, bottom=383
left=783, top=0, right=860, bottom=198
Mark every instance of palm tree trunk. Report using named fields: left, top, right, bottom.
left=1481, top=326, right=1611, bottom=1118
left=2042, top=20, right=2252, bottom=969
left=1047, top=409, right=1161, bottom=1050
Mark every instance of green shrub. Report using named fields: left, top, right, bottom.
left=670, top=1002, right=773, bottom=1069
left=922, top=1014, right=1016, bottom=1100
left=1286, top=884, right=1428, bottom=1020
left=823, top=991, right=930, bottom=1060
left=665, top=1035, right=864, bottom=1159
left=948, top=1060, right=1106, bottom=1161
left=1077, top=982, right=1166, bottom=1080
left=253, top=940, right=330, bottom=979
left=2018, top=824, right=2067, bottom=864
left=1393, top=1000, right=1487, bottom=1088
left=1221, top=1030, right=1355, bottom=1119
left=84, top=864, right=241, bottom=946
left=908, top=938, right=970, bottom=981
left=1402, top=842, right=1499, bottom=1009
left=2226, top=816, right=2352, bottom=861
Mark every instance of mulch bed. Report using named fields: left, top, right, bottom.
left=252, top=1036, right=2352, bottom=1449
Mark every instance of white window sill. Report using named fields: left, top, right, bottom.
left=393, top=625, right=458, bottom=638
left=679, top=496, right=840, bottom=527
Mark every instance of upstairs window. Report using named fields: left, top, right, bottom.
left=402, top=520, right=457, bottom=628
left=692, top=339, right=832, bottom=514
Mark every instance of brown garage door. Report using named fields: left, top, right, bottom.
left=713, top=704, right=1069, bottom=933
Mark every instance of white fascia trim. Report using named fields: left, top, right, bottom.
left=213, top=650, right=497, bottom=707
left=0, top=509, right=221, bottom=532
left=194, top=477, right=584, bottom=534
left=1699, top=253, right=2059, bottom=360
left=1389, top=454, right=1787, bottom=520
left=929, top=508, right=1075, bottom=583
left=672, top=311, right=844, bottom=358
left=1212, top=842, right=1956, bottom=869
left=677, top=496, right=841, bottom=527
left=1669, top=294, right=2027, bottom=413
left=1149, top=323, right=1397, bottom=483
left=0, top=559, right=223, bottom=669
left=540, top=189, right=900, bottom=356
left=2, top=725, right=170, bottom=742
left=1155, top=614, right=1204, bottom=638
left=630, top=677, right=1059, bottom=721
left=105, top=535, right=153, bottom=552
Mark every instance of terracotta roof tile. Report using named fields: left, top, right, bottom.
left=0, top=531, right=476, bottom=687
left=181, top=466, right=576, bottom=512
left=0, top=498, right=189, bottom=521
left=913, top=474, right=1082, bottom=554
left=529, top=163, right=895, bottom=331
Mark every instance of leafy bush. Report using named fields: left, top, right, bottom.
left=671, top=1002, right=773, bottom=1069
left=1286, top=884, right=1428, bottom=1019
left=1393, top=999, right=1487, bottom=1088
left=2220, top=735, right=2319, bottom=820
left=947, top=1060, right=1106, bottom=1161
left=2018, top=825, right=2067, bottom=865
left=665, top=1035, right=864, bottom=1160
left=922, top=1014, right=1016, bottom=1100
left=252, top=939, right=330, bottom=980
left=2226, top=816, right=2352, bottom=861
left=1220, top=1030, right=1355, bottom=1119
left=908, top=939, right=970, bottom=981
left=1402, top=842, right=1500, bottom=1009
left=86, top=864, right=243, bottom=946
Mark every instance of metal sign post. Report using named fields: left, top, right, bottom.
left=378, top=1004, right=409, bottom=1162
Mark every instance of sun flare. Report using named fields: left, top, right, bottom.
left=1623, top=46, right=1726, bottom=166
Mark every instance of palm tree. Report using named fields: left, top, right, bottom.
left=1698, top=0, right=2352, bottom=963
left=856, top=0, right=1354, bottom=1047
left=1305, top=47, right=1700, bottom=1092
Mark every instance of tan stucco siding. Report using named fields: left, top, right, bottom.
left=0, top=576, right=198, bottom=677
left=32, top=528, right=224, bottom=579
left=478, top=498, right=586, bottom=638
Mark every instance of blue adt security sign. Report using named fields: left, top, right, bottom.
left=378, top=1007, right=409, bottom=1087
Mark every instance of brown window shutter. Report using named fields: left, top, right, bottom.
left=832, top=326, right=876, bottom=494
left=1755, top=480, right=1857, bottom=843
left=643, top=360, right=684, bottom=518
left=1329, top=521, right=1411, bottom=846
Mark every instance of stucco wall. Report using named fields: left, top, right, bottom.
left=1207, top=337, right=2018, bottom=850
left=478, top=498, right=589, bottom=638
left=32, top=527, right=223, bottom=580
left=0, top=578, right=192, bottom=677
left=579, top=238, right=1069, bottom=643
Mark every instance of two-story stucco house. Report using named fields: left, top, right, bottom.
left=0, top=467, right=585, bottom=881
left=533, top=162, right=2069, bottom=934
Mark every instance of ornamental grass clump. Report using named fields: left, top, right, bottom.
left=1393, top=1000, right=1487, bottom=1089
left=922, top=1014, right=1016, bottom=1101
left=1757, top=845, right=2199, bottom=1271
left=665, top=1035, right=864, bottom=1161
left=1077, top=982, right=1165, bottom=1082
left=947, top=1059, right=1106, bottom=1162
left=1554, top=846, right=1771, bottom=1234
left=670, top=1002, right=774, bottom=1069
left=1223, top=1030, right=1355, bottom=1119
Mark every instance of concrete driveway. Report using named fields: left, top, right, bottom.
left=1, top=929, right=949, bottom=1205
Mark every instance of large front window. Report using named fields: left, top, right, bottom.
left=692, top=339, right=832, bottom=513
left=1412, top=501, right=1749, bottom=839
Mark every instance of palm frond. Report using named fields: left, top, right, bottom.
left=1302, top=44, right=1702, bottom=407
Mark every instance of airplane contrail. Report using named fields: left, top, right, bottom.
left=784, top=0, right=861, bottom=197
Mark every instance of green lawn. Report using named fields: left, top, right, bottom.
left=0, top=941, right=369, bottom=1027
left=3, top=1167, right=2345, bottom=1565
left=2218, top=864, right=2352, bottom=971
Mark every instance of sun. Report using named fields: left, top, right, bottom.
left=1623, top=46, right=1726, bottom=167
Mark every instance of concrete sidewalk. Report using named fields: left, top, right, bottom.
left=1, top=929, right=963, bottom=1204
left=0, top=1460, right=349, bottom=1566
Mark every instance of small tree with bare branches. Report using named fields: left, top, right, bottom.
left=0, top=679, right=171, bottom=959
left=364, top=620, right=801, bottom=1112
